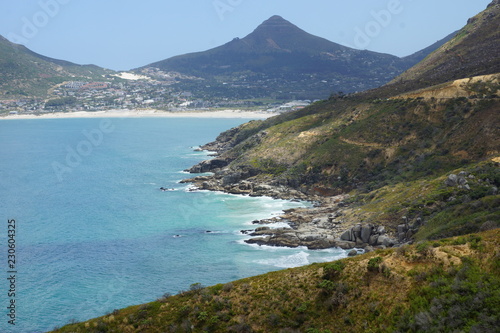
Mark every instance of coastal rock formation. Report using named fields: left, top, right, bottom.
left=339, top=224, right=397, bottom=247
left=238, top=201, right=402, bottom=250
left=185, top=158, right=231, bottom=173
left=182, top=158, right=405, bottom=251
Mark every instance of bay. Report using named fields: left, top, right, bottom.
left=0, top=117, right=346, bottom=332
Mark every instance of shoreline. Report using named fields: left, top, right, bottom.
left=184, top=172, right=400, bottom=252
left=0, top=109, right=278, bottom=120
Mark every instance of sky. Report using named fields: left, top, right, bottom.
left=0, top=0, right=493, bottom=71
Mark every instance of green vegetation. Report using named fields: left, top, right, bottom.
left=45, top=97, right=77, bottom=109
left=51, top=229, right=500, bottom=332
left=0, top=36, right=112, bottom=98
left=396, top=257, right=500, bottom=332
left=337, top=159, right=500, bottom=241
left=221, top=93, right=499, bottom=196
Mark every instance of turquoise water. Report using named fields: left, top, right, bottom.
left=0, top=117, right=346, bottom=332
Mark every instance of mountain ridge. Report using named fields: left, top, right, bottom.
left=139, top=15, right=452, bottom=99
left=383, top=1, right=500, bottom=95
left=0, top=36, right=113, bottom=97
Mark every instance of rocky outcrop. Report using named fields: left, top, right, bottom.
left=239, top=199, right=407, bottom=250
left=183, top=141, right=406, bottom=251
left=445, top=171, right=471, bottom=190
left=185, top=158, right=231, bottom=173
left=182, top=167, right=310, bottom=200
left=339, top=224, right=398, bottom=248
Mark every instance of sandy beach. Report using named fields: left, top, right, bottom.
left=1, top=109, right=278, bottom=120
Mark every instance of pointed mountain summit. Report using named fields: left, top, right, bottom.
left=233, top=15, right=347, bottom=54
left=142, top=15, right=444, bottom=98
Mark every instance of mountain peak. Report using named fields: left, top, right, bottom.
left=262, top=15, right=290, bottom=24
left=252, top=15, right=302, bottom=34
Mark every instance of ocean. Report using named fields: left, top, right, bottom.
left=0, top=117, right=346, bottom=332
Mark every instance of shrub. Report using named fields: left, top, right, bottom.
left=367, top=257, right=383, bottom=272
left=396, top=244, right=410, bottom=257
left=197, top=311, right=208, bottom=321
left=222, top=282, right=234, bottom=292
left=396, top=261, right=500, bottom=332
left=323, top=261, right=346, bottom=280
left=190, top=283, right=204, bottom=293
left=416, top=242, right=433, bottom=257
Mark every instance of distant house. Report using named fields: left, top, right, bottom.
left=63, top=81, right=86, bottom=89
left=81, top=82, right=109, bottom=90
left=9, top=111, right=18, bottom=115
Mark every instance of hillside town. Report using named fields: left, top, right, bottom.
left=0, top=71, right=314, bottom=115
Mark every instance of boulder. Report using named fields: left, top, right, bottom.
left=222, top=172, right=242, bottom=186
left=384, top=237, right=396, bottom=247
left=238, top=181, right=253, bottom=191
left=364, top=246, right=375, bottom=253
left=336, top=241, right=356, bottom=249
left=458, top=177, right=468, bottom=186
left=340, top=229, right=353, bottom=242
left=348, top=249, right=358, bottom=257
left=307, top=239, right=335, bottom=250
left=352, top=224, right=362, bottom=241
left=377, top=235, right=394, bottom=247
left=445, top=174, right=458, bottom=187
left=369, top=234, right=379, bottom=246
left=245, top=236, right=270, bottom=245
left=267, top=236, right=300, bottom=248
left=188, top=158, right=229, bottom=173
left=254, top=184, right=273, bottom=192
left=361, top=225, right=373, bottom=243
left=397, top=224, right=407, bottom=234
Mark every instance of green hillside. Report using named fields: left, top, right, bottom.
left=0, top=35, right=112, bottom=98
left=183, top=2, right=499, bottom=199
left=194, top=76, right=499, bottom=196
left=382, top=0, right=500, bottom=95
left=50, top=229, right=500, bottom=332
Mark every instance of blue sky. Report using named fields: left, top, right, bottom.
left=0, top=0, right=492, bottom=71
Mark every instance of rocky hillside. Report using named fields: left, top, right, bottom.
left=50, top=229, right=500, bottom=332
left=382, top=0, right=500, bottom=96
left=0, top=35, right=112, bottom=98
left=173, top=0, right=500, bottom=254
